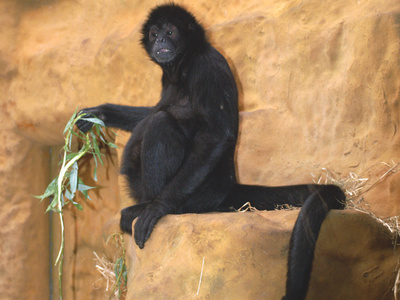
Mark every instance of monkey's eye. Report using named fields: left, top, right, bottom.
left=167, top=31, right=173, bottom=35
left=150, top=30, right=158, bottom=38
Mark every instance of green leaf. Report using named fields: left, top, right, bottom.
left=76, top=178, right=92, bottom=200
left=72, top=132, right=88, bottom=144
left=80, top=117, right=105, bottom=127
left=123, top=269, right=127, bottom=282
left=115, top=258, right=123, bottom=277
left=64, top=188, right=73, bottom=200
left=69, top=161, right=78, bottom=196
left=107, top=142, right=118, bottom=149
left=63, top=109, right=78, bottom=134
left=95, top=124, right=101, bottom=137
left=77, top=183, right=95, bottom=191
left=79, top=187, right=93, bottom=201
left=34, top=176, right=59, bottom=201
left=90, top=132, right=104, bottom=165
left=92, top=155, right=98, bottom=182
left=46, top=193, right=59, bottom=213
left=80, top=189, right=88, bottom=200
left=71, top=200, right=83, bottom=211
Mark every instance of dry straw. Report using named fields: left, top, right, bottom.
left=312, top=161, right=399, bottom=243
left=93, top=251, right=127, bottom=300
left=93, top=234, right=127, bottom=300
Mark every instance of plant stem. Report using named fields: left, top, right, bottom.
left=55, top=131, right=90, bottom=300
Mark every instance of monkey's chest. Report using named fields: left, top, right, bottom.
left=165, top=103, right=198, bottom=138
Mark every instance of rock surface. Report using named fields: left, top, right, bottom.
left=0, top=0, right=399, bottom=299
left=126, top=210, right=399, bottom=299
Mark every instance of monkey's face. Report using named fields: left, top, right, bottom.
left=147, top=24, right=183, bottom=64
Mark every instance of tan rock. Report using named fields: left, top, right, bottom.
left=125, top=210, right=399, bottom=299
left=0, top=132, right=50, bottom=299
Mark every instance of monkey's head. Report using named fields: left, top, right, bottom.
left=141, top=4, right=208, bottom=65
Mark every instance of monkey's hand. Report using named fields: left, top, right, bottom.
left=75, top=107, right=106, bottom=133
left=134, top=200, right=174, bottom=249
left=120, top=202, right=150, bottom=234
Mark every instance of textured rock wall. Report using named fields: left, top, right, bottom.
left=0, top=0, right=399, bottom=299
left=126, top=211, right=399, bottom=299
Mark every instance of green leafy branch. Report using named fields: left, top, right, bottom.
left=34, top=110, right=117, bottom=300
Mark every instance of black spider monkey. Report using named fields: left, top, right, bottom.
left=76, top=3, right=345, bottom=299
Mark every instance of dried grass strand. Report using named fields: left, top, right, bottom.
left=394, top=261, right=400, bottom=300
left=237, top=202, right=259, bottom=212
left=196, top=257, right=205, bottom=296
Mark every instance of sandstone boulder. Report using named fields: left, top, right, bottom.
left=126, top=210, right=399, bottom=299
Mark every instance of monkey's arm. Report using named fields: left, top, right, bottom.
left=76, top=104, right=153, bottom=132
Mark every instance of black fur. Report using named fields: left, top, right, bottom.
left=76, top=4, right=345, bottom=299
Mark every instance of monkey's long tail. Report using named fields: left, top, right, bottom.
left=228, top=183, right=346, bottom=300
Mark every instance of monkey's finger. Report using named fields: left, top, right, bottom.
left=134, top=210, right=156, bottom=249
left=143, top=217, right=159, bottom=246
left=75, top=119, right=94, bottom=133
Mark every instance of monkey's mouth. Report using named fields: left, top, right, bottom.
left=154, top=47, right=175, bottom=63
left=156, top=49, right=171, bottom=54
